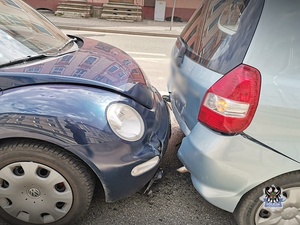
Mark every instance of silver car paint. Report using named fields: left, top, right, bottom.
left=170, top=0, right=300, bottom=212
left=177, top=122, right=300, bottom=212
left=244, top=0, right=300, bottom=162
left=170, top=46, right=223, bottom=135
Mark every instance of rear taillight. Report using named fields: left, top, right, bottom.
left=198, top=64, right=261, bottom=134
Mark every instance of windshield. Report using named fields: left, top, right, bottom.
left=0, top=0, right=72, bottom=65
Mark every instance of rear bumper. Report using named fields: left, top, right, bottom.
left=176, top=116, right=300, bottom=212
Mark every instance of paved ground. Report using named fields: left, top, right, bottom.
left=42, top=11, right=185, bottom=38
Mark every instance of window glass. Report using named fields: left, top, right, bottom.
left=0, top=0, right=71, bottom=65
left=180, top=0, right=264, bottom=74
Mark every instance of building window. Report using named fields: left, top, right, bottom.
left=51, top=67, right=65, bottom=75
left=56, top=54, right=74, bottom=66
left=25, top=67, right=41, bottom=73
left=122, top=59, right=131, bottom=65
left=61, top=55, right=73, bottom=62
left=131, top=69, right=140, bottom=74
left=108, top=65, right=118, bottom=73
left=117, top=72, right=125, bottom=78
left=84, top=56, right=97, bottom=65
left=73, top=69, right=86, bottom=77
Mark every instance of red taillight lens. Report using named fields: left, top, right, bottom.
left=198, top=64, right=261, bottom=134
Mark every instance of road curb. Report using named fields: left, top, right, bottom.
left=57, top=25, right=179, bottom=38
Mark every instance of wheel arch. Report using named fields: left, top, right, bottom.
left=233, top=169, right=300, bottom=215
left=0, top=137, right=107, bottom=200
left=0, top=84, right=123, bottom=202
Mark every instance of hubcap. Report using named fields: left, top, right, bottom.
left=255, top=187, right=300, bottom=225
left=281, top=207, right=298, bottom=220
left=0, top=162, right=73, bottom=224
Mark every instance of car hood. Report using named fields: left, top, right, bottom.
left=0, top=38, right=153, bottom=108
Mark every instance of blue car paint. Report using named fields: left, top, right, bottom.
left=0, top=39, right=154, bottom=109
left=0, top=38, right=171, bottom=202
left=0, top=83, right=170, bottom=202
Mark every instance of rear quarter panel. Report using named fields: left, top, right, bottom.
left=243, top=0, right=300, bottom=162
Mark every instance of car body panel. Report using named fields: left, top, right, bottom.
left=0, top=38, right=153, bottom=109
left=0, top=83, right=170, bottom=202
left=170, top=44, right=222, bottom=134
left=169, top=0, right=300, bottom=213
left=177, top=122, right=300, bottom=212
left=243, top=0, right=300, bottom=163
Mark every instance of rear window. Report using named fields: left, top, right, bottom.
left=180, top=0, right=264, bottom=74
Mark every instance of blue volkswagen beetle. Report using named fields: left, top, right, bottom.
left=0, top=1, right=170, bottom=224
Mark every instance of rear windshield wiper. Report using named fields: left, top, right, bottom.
left=175, top=37, right=187, bottom=67
left=0, top=54, right=47, bottom=69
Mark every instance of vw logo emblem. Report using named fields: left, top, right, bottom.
left=27, top=187, right=41, bottom=198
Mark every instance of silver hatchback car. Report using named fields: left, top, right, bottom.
left=168, top=0, right=300, bottom=224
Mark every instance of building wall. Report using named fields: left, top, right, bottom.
left=23, top=0, right=199, bottom=21
left=143, top=0, right=199, bottom=21
left=24, top=0, right=61, bottom=11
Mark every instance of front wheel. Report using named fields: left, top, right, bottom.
left=0, top=141, right=95, bottom=225
left=234, top=171, right=300, bottom=225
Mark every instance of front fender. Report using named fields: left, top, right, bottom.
left=0, top=84, right=120, bottom=145
left=0, top=84, right=121, bottom=192
left=0, top=84, right=169, bottom=202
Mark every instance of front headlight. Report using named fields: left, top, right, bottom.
left=106, top=103, right=145, bottom=141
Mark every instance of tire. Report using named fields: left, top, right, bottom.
left=0, top=140, right=95, bottom=225
left=234, top=171, right=300, bottom=225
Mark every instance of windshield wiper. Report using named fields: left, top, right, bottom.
left=58, top=38, right=77, bottom=51
left=0, top=54, right=47, bottom=69
left=0, top=38, right=78, bottom=69
left=175, top=37, right=187, bottom=67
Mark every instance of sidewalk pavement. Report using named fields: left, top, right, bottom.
left=41, top=11, right=186, bottom=38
